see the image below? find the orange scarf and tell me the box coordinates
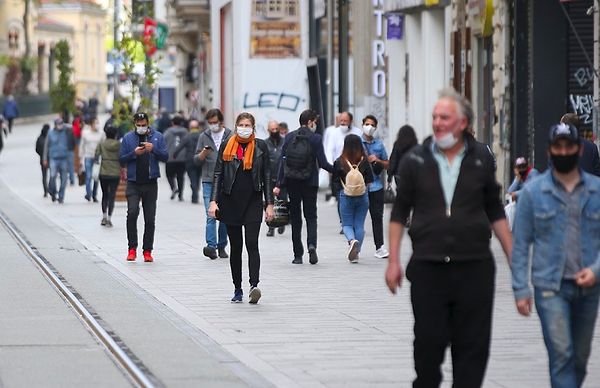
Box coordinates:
[222,133,255,170]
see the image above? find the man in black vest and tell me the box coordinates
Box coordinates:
[385,89,512,387]
[274,110,333,265]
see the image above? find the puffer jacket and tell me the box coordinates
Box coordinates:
[211,138,274,206]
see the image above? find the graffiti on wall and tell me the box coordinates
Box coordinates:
[569,94,594,125]
[243,92,306,112]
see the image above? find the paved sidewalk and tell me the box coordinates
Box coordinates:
[1,120,599,387]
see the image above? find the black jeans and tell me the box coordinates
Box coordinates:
[7,118,13,133]
[40,164,48,196]
[287,181,318,258]
[100,176,120,216]
[166,162,186,198]
[368,189,384,249]
[226,222,261,289]
[126,181,158,251]
[407,258,495,388]
[186,161,201,203]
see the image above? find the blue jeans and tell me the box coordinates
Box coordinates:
[202,182,227,249]
[49,158,68,201]
[339,192,369,251]
[535,281,600,388]
[84,157,99,199]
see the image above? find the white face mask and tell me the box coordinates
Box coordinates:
[339,125,349,132]
[309,122,317,133]
[236,127,253,139]
[434,132,458,150]
[208,123,221,132]
[136,127,148,135]
[362,125,376,137]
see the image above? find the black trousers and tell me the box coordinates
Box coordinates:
[100,176,120,215]
[186,162,201,203]
[406,258,495,388]
[166,162,186,198]
[7,118,13,133]
[287,181,318,258]
[126,181,158,251]
[226,222,261,289]
[368,189,384,249]
[41,164,48,196]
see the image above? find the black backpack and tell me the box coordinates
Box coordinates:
[284,132,314,180]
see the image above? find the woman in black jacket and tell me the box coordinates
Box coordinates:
[387,125,418,188]
[209,112,274,304]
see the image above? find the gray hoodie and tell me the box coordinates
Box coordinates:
[164,125,189,163]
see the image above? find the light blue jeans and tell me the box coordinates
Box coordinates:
[49,158,68,201]
[202,182,227,249]
[339,192,369,251]
[535,280,600,388]
[84,157,99,199]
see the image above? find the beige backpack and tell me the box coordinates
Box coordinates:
[342,158,366,196]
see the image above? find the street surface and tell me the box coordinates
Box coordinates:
[0,118,599,387]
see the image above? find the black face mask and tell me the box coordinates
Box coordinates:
[269,131,280,140]
[518,170,527,178]
[550,153,579,173]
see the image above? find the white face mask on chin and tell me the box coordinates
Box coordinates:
[236,127,253,139]
[433,132,458,150]
[339,125,349,132]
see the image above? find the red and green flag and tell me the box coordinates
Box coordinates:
[143,17,168,56]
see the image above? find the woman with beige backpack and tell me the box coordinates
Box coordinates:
[332,134,374,263]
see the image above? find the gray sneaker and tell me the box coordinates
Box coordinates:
[101,217,107,226]
[348,240,359,263]
[249,286,262,304]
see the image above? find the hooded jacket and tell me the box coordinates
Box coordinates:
[96,138,121,177]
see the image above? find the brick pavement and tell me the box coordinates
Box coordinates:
[1,119,599,387]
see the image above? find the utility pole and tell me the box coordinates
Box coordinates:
[113,0,119,104]
[338,0,349,113]
[327,0,334,124]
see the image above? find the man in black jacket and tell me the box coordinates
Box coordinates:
[274,110,333,265]
[385,88,512,387]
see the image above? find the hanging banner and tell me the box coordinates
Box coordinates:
[143,17,169,56]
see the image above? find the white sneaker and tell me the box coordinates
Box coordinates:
[374,246,389,259]
[348,240,359,263]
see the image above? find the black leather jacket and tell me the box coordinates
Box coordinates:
[211,138,274,205]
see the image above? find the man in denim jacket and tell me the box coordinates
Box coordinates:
[512,123,600,388]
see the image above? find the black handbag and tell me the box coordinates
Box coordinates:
[266,199,290,227]
[384,184,396,204]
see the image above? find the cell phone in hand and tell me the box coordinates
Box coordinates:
[204,145,214,151]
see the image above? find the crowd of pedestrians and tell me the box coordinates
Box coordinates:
[11,85,599,388]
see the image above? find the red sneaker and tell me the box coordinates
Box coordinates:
[126,249,136,261]
[143,250,154,262]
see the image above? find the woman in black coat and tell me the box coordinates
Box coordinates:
[387,125,418,188]
[35,124,51,197]
[209,112,274,304]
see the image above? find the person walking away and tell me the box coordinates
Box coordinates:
[174,119,203,203]
[164,116,189,201]
[2,95,18,134]
[96,125,121,227]
[43,118,70,203]
[65,120,77,186]
[274,109,334,265]
[333,134,374,262]
[361,115,390,258]
[119,112,168,262]
[194,108,231,260]
[35,124,50,197]
[265,120,286,236]
[79,119,106,202]
[512,123,600,388]
[385,88,512,387]
[208,112,274,303]
[387,125,418,189]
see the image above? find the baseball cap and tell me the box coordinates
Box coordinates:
[549,123,579,145]
[515,157,527,168]
[133,112,149,122]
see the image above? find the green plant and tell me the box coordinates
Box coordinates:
[49,40,76,117]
